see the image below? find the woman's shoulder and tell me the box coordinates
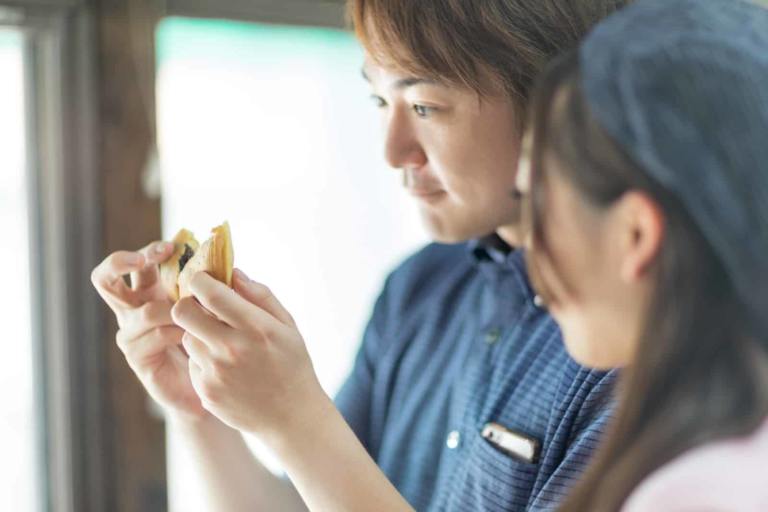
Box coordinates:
[622,416,768,512]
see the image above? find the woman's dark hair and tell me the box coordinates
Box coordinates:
[526,51,768,511]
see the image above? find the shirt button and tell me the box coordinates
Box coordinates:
[446,430,461,449]
[484,328,502,345]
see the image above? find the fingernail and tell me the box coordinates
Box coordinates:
[233,268,249,282]
[155,242,172,253]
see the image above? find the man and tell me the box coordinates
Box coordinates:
[91,1,627,510]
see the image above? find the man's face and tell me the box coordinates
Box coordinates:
[364,60,523,244]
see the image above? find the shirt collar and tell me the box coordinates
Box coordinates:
[466,233,537,301]
[468,233,512,265]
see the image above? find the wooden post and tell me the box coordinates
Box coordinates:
[93,0,167,509]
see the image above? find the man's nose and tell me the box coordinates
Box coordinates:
[384,106,427,171]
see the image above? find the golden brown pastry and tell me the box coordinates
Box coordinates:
[159,222,234,302]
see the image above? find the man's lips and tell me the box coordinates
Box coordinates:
[408,188,445,197]
[408,188,446,200]
[408,188,448,204]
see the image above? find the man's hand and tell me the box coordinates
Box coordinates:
[171,269,326,439]
[91,242,208,421]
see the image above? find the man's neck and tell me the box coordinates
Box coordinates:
[495,224,522,249]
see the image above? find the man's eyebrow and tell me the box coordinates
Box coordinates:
[393,77,439,89]
[360,68,440,89]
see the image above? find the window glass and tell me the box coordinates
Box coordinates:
[0,28,41,512]
[157,18,427,505]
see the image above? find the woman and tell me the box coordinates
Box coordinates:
[518,0,768,509]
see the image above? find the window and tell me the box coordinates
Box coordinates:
[156,17,427,507]
[0,27,42,512]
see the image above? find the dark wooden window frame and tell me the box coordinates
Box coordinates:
[165,0,345,28]
[2,2,107,511]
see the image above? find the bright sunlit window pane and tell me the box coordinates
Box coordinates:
[157,18,427,508]
[0,28,40,512]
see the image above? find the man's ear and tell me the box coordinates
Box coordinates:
[615,191,665,283]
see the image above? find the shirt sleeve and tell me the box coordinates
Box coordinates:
[621,425,768,512]
[333,275,393,458]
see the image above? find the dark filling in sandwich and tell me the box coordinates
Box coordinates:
[178,243,195,272]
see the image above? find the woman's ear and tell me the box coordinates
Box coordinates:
[616,191,665,283]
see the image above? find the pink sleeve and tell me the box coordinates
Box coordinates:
[622,423,768,512]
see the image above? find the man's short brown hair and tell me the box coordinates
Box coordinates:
[349,0,629,113]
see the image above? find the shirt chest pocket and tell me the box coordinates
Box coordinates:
[441,432,540,512]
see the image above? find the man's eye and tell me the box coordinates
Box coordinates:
[413,104,434,118]
[370,95,387,108]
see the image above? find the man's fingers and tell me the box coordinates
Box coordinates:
[91,251,147,311]
[115,300,177,363]
[232,269,297,328]
[130,241,175,292]
[92,251,144,292]
[187,272,285,337]
[115,300,175,343]
[187,356,207,405]
[117,325,184,364]
[181,332,213,372]
[171,297,234,354]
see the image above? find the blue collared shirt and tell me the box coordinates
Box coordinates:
[335,239,616,511]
